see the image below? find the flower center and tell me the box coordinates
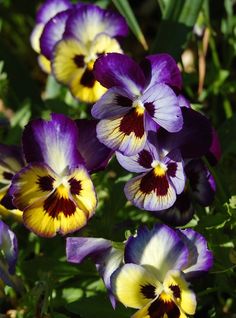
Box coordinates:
[132,99,145,116]
[151,160,167,176]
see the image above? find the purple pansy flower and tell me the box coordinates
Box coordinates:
[91,53,183,156]
[116,132,185,211]
[111,224,213,318]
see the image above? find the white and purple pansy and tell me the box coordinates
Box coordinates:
[111,224,213,318]
[9,114,99,238]
[116,132,185,211]
[91,53,183,156]
[66,236,124,308]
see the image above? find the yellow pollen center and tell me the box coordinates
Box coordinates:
[132,100,145,116]
[159,292,172,303]
[152,161,167,176]
[87,60,94,71]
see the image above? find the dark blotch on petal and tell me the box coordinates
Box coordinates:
[167,162,177,177]
[44,191,76,218]
[69,178,82,195]
[140,284,156,299]
[37,175,54,192]
[80,68,96,88]
[138,149,153,168]
[115,95,133,107]
[148,296,180,318]
[120,109,144,138]
[73,54,85,68]
[2,171,14,181]
[140,170,169,196]
[145,102,155,117]
[169,285,181,299]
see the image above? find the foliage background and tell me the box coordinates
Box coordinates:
[0,0,236,317]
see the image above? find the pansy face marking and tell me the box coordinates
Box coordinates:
[10,114,97,237]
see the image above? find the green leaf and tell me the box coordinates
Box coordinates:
[152,0,204,59]
[112,0,148,50]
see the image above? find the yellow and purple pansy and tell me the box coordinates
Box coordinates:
[8,114,112,238]
[52,4,128,103]
[66,224,213,317]
[91,53,183,156]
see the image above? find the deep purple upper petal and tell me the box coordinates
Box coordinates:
[36,0,72,24]
[40,9,71,59]
[141,54,182,91]
[94,53,146,94]
[206,128,221,166]
[64,4,128,42]
[0,144,24,175]
[158,108,213,158]
[22,113,84,175]
[179,228,213,279]
[76,119,114,173]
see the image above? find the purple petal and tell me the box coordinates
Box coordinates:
[178,94,191,108]
[141,54,182,91]
[179,228,213,279]
[66,237,112,264]
[158,108,213,158]
[91,87,133,120]
[22,114,84,175]
[40,10,71,59]
[153,191,194,226]
[0,220,18,275]
[206,128,221,166]
[36,0,72,24]
[116,149,153,173]
[141,84,183,133]
[124,224,188,281]
[94,53,146,94]
[64,4,128,43]
[185,159,216,206]
[0,144,24,179]
[76,119,114,173]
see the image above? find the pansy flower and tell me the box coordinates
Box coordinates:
[116,132,185,211]
[9,114,98,237]
[30,0,72,73]
[52,4,128,103]
[111,224,213,318]
[91,53,183,156]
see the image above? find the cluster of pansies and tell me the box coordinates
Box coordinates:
[31,0,128,102]
[0,0,222,316]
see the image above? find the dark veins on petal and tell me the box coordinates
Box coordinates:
[3,171,14,181]
[80,68,96,88]
[73,54,85,68]
[140,170,169,196]
[167,162,177,177]
[148,296,180,318]
[115,95,133,107]
[69,178,82,195]
[37,175,54,192]
[138,149,153,168]
[44,191,76,218]
[169,285,181,299]
[145,102,155,117]
[140,284,156,299]
[119,109,144,138]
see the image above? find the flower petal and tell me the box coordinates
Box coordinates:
[30,23,44,53]
[36,0,71,24]
[124,225,188,281]
[94,53,146,95]
[116,148,153,173]
[141,84,183,133]
[40,10,71,59]
[111,263,160,309]
[76,119,114,173]
[64,4,128,43]
[124,171,177,211]
[96,111,147,156]
[179,229,213,278]
[142,54,182,91]
[22,114,84,175]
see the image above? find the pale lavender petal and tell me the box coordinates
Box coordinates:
[124,224,188,281]
[64,4,128,43]
[94,53,146,95]
[0,220,18,275]
[141,84,183,133]
[22,114,84,175]
[66,237,112,264]
[36,0,72,24]
[76,119,114,173]
[178,94,191,108]
[116,149,153,173]
[142,54,182,91]
[179,228,213,279]
[40,10,71,59]
[91,87,133,119]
